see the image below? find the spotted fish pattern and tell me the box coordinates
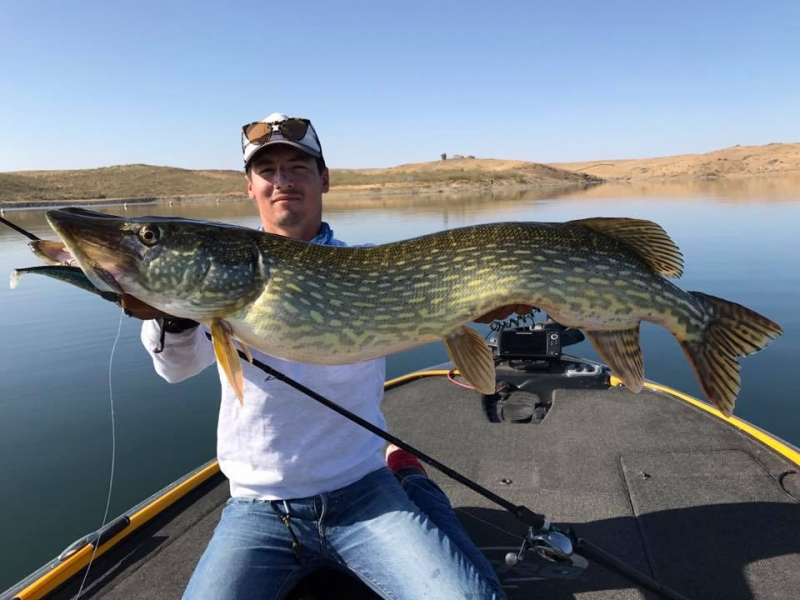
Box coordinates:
[46,209,783,415]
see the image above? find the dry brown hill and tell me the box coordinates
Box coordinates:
[3,143,798,206]
[0,164,245,205]
[328,157,599,193]
[0,159,598,205]
[551,143,800,181]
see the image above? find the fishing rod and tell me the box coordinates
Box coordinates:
[2,214,690,600]
[0,215,42,241]
[225,341,691,600]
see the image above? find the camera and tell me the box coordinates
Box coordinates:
[492,327,562,360]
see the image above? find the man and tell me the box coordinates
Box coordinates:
[123,113,524,599]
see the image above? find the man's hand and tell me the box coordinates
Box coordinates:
[121,294,173,321]
[473,304,537,324]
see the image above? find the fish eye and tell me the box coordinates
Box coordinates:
[138,225,160,246]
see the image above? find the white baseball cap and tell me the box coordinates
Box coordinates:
[241,112,324,168]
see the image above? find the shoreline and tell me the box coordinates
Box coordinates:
[0,180,598,211]
[2,170,800,211]
[3,142,798,210]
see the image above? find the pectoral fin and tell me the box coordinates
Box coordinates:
[444,326,497,394]
[210,319,245,405]
[586,327,644,393]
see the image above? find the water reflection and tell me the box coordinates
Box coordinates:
[553,174,800,203]
[3,175,798,236]
[0,176,798,592]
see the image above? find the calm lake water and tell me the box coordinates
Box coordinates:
[1,179,799,591]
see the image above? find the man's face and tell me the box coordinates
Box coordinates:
[246,145,330,241]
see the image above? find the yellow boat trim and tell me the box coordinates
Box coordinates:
[13,373,452,600]
[385,369,453,389]
[609,375,800,466]
[14,461,220,600]
[17,369,797,599]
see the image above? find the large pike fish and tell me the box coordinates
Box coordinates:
[45,207,782,415]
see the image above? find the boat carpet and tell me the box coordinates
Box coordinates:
[32,377,799,600]
[383,379,800,600]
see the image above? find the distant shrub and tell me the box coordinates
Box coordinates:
[329,168,522,187]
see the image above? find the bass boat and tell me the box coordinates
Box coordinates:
[3,319,798,600]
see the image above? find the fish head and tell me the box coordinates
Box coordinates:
[45,208,268,320]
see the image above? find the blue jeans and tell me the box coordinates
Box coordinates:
[182,467,506,599]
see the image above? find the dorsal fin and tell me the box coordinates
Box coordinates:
[570,217,684,278]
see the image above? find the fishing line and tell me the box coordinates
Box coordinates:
[204,335,525,544]
[74,308,123,599]
[229,344,690,599]
[208,335,547,527]
[446,368,476,390]
[0,205,686,597]
[0,215,42,241]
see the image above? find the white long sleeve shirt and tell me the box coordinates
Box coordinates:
[140,232,387,500]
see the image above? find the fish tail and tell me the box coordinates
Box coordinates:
[680,292,783,417]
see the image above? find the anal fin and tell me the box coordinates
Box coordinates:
[444,326,497,394]
[586,327,644,393]
[210,319,245,405]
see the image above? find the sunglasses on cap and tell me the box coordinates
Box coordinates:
[241,118,315,146]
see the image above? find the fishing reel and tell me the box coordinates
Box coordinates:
[495,523,588,581]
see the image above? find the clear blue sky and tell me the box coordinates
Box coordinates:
[2,0,798,171]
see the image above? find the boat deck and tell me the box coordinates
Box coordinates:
[17,369,800,600]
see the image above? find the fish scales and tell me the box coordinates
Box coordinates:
[236,222,705,363]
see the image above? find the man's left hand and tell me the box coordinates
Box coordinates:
[121,293,174,320]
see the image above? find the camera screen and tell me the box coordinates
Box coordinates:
[500,330,548,355]
[496,329,561,359]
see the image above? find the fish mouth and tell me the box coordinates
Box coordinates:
[89,264,125,293]
[29,240,76,266]
[45,208,135,294]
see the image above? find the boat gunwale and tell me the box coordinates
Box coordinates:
[5,364,797,600]
[3,461,220,600]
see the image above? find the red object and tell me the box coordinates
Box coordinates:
[385,444,427,475]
